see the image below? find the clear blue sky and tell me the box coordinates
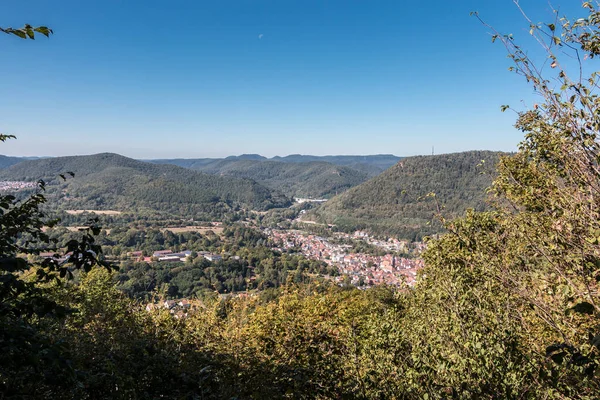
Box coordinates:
[0,0,587,158]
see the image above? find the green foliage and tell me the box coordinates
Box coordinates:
[152,157,388,199]
[0,154,26,169]
[311,150,502,240]
[193,159,370,199]
[0,24,52,40]
[0,179,113,396]
[0,153,291,216]
[103,225,333,299]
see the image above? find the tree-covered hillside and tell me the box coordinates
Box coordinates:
[0,153,291,216]
[310,151,502,239]
[195,159,370,198]
[150,154,401,197]
[0,155,25,169]
[270,154,401,172]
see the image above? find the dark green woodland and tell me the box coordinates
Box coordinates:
[311,150,502,239]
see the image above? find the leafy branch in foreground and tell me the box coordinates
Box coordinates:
[1,178,113,319]
[0,24,52,40]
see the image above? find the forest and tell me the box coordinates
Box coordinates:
[310,150,502,240]
[0,152,291,218]
[148,154,404,198]
[172,159,371,199]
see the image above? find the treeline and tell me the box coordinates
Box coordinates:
[116,251,333,299]
[311,150,502,240]
[0,153,291,216]
[0,154,25,169]
[190,159,370,199]
[40,224,335,299]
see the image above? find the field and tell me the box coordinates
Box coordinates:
[66,210,122,215]
[161,226,224,235]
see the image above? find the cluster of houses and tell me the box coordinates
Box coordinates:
[126,250,222,264]
[334,253,422,287]
[350,230,427,254]
[0,180,37,191]
[266,229,424,287]
[145,299,192,318]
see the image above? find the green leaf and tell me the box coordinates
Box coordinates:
[591,334,600,349]
[25,26,34,40]
[33,26,53,37]
[569,302,595,315]
[10,29,27,39]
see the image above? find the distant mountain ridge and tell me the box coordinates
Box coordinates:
[1,152,402,199]
[0,153,290,217]
[309,151,504,240]
[271,154,400,168]
[196,159,370,198]
[149,154,402,198]
[151,154,400,169]
[0,155,28,169]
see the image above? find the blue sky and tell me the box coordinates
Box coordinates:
[0,0,587,158]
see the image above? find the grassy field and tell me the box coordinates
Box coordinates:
[66,210,122,215]
[161,226,224,235]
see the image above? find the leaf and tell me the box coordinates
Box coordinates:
[25,26,34,40]
[10,29,27,39]
[569,302,595,315]
[33,26,53,37]
[1,25,53,40]
[591,334,600,349]
[550,351,567,364]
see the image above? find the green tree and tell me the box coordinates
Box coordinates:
[397,4,600,397]
[0,25,114,396]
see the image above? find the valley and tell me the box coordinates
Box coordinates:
[1,150,496,297]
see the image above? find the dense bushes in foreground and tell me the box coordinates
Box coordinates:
[3,254,598,399]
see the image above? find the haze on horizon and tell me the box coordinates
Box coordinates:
[0,0,586,159]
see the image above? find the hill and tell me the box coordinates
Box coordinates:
[0,155,26,169]
[270,154,401,173]
[309,151,503,240]
[189,159,369,198]
[0,153,290,217]
[149,154,401,198]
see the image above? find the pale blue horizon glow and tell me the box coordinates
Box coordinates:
[0,0,587,159]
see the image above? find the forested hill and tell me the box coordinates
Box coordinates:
[0,155,26,169]
[309,151,503,240]
[184,159,370,198]
[270,154,400,170]
[152,154,400,170]
[149,154,401,198]
[0,153,291,216]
